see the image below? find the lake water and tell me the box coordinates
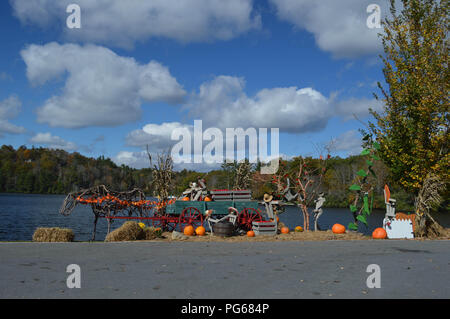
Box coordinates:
[1,193,449,241]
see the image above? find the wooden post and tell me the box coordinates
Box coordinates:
[106,208,111,235]
[92,213,99,241]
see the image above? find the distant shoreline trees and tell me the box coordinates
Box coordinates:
[0,144,422,212]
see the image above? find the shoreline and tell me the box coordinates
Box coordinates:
[2,228,449,243]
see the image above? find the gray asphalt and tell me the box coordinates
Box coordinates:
[0,240,449,298]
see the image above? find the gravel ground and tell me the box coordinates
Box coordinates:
[0,240,449,299]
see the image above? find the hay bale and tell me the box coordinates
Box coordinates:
[143,227,163,240]
[105,221,145,242]
[32,227,74,242]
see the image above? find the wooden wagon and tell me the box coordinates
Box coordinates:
[60,186,271,239]
[158,198,264,232]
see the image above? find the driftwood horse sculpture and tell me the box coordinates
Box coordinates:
[59,185,147,240]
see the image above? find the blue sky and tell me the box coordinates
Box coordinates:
[0,0,390,170]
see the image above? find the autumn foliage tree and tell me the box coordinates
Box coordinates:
[369,0,449,236]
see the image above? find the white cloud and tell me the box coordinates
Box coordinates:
[330,130,363,155]
[114,151,149,169]
[335,97,384,121]
[0,96,26,136]
[185,75,380,133]
[11,0,261,48]
[29,132,77,151]
[126,122,193,151]
[186,75,331,133]
[113,149,221,172]
[21,42,186,128]
[270,0,390,58]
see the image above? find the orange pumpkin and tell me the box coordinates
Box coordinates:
[295,226,303,232]
[281,227,290,234]
[195,226,206,236]
[184,225,195,236]
[332,224,346,234]
[181,197,190,201]
[204,196,212,202]
[372,227,387,239]
[247,230,255,237]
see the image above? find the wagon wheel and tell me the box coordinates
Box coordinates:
[238,208,263,231]
[166,214,180,232]
[151,215,176,232]
[179,207,203,231]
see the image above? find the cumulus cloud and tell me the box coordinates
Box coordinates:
[21,42,186,128]
[335,97,384,121]
[113,150,221,171]
[186,75,331,133]
[0,95,26,137]
[120,75,380,167]
[29,132,77,151]
[330,130,363,155]
[11,0,261,48]
[270,0,390,58]
[126,122,193,151]
[185,75,379,133]
[114,151,149,169]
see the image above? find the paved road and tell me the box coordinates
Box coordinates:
[0,240,448,298]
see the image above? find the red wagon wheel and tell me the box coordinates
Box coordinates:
[179,207,203,231]
[238,208,263,231]
[151,214,177,232]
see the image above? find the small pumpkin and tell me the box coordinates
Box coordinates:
[181,197,190,201]
[372,227,387,239]
[332,224,346,234]
[195,226,206,236]
[204,196,212,202]
[281,227,290,234]
[247,230,255,237]
[183,225,195,236]
[295,226,303,232]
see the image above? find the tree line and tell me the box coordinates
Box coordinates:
[0,144,419,211]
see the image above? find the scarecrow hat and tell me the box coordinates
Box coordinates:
[263,193,273,202]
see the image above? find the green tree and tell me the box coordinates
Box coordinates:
[369,0,449,236]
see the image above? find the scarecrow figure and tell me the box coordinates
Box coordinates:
[313,192,326,231]
[179,178,208,201]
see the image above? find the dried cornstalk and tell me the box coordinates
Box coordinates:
[233,160,253,190]
[414,173,446,237]
[147,146,174,201]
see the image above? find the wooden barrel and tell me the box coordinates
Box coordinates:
[212,221,234,237]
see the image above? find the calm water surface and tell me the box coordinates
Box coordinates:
[1,193,448,241]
